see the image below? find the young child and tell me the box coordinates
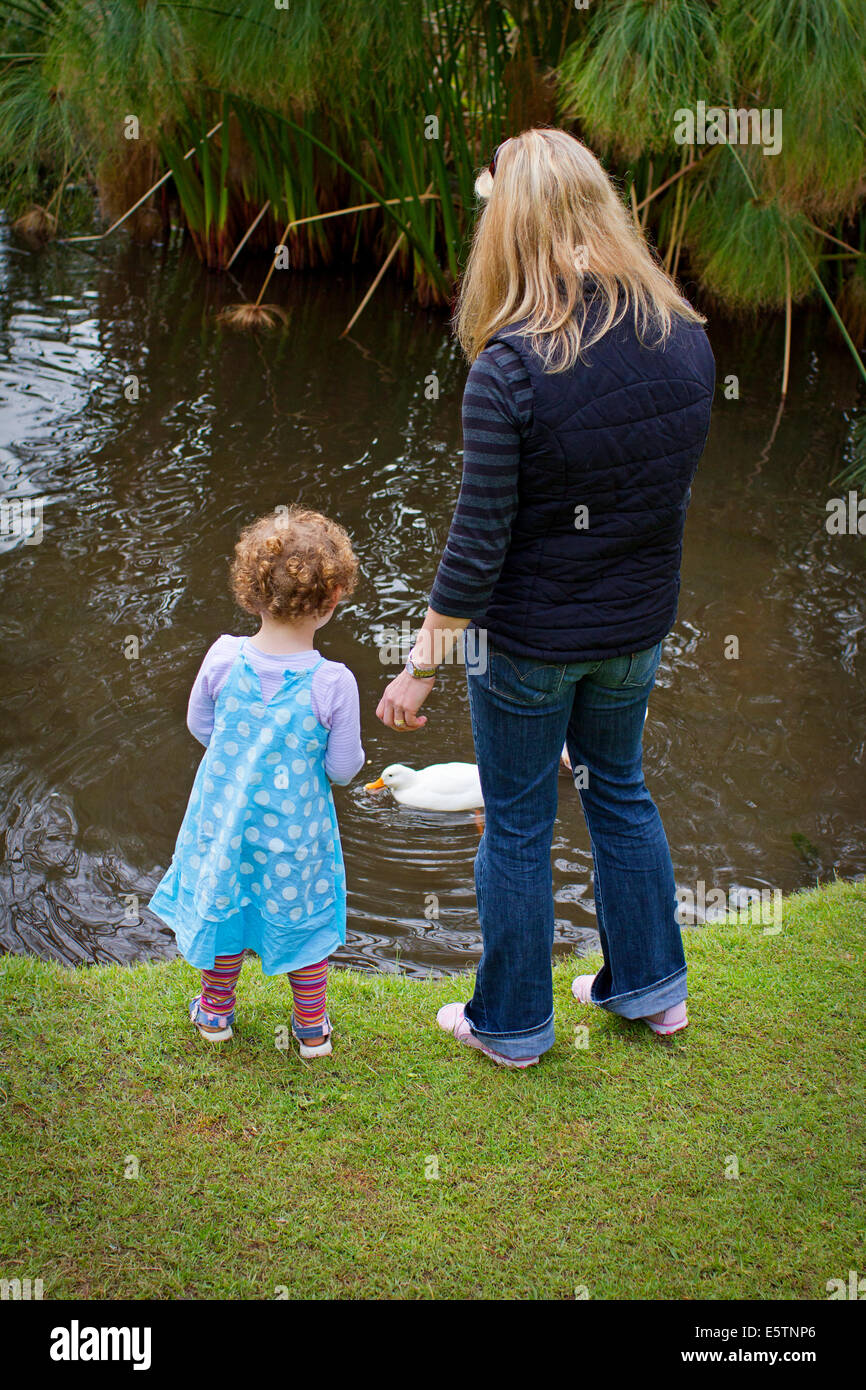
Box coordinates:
[149,506,364,1058]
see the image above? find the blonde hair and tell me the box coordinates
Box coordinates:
[231,506,358,621]
[454,128,705,372]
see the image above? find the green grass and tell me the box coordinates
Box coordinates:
[1,879,864,1300]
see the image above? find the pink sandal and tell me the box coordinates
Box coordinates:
[436,1003,539,1069]
[571,973,688,1036]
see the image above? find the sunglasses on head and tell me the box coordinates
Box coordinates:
[488,139,510,179]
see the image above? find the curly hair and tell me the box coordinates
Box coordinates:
[230,507,358,621]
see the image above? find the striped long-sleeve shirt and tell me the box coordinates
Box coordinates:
[428,340,533,619]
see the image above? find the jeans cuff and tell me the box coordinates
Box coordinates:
[464,1006,556,1059]
[594,967,687,1020]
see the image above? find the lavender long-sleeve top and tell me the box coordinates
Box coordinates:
[186,635,365,786]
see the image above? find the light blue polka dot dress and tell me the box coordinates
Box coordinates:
[149,640,346,974]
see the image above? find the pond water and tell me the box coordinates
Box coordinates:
[1,226,864,977]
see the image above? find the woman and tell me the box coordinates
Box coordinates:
[376,129,715,1069]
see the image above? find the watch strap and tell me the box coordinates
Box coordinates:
[405,655,437,680]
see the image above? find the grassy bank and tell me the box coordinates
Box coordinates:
[1,880,864,1300]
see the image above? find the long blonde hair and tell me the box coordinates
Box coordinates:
[454,128,705,372]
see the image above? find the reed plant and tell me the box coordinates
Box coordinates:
[0,2,864,459]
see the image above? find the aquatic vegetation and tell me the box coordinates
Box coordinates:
[1,3,862,301]
[0,0,863,461]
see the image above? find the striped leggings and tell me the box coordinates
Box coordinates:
[200,952,328,1028]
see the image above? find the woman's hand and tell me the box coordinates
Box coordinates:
[376,669,436,731]
[375,609,468,730]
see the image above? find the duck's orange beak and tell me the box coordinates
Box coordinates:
[365,777,386,791]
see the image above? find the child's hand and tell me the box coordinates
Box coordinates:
[376,669,435,731]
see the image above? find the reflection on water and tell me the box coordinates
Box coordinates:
[0,224,864,976]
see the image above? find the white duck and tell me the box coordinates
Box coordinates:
[365,762,484,811]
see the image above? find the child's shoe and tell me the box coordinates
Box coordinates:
[436,1002,539,1069]
[190,995,234,1042]
[291,1012,333,1059]
[571,974,688,1036]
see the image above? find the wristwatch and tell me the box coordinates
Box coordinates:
[405,653,437,680]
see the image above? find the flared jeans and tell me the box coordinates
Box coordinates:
[464,638,686,1059]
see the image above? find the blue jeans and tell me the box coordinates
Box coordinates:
[464,637,686,1059]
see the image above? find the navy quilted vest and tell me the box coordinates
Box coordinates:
[480,291,715,662]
